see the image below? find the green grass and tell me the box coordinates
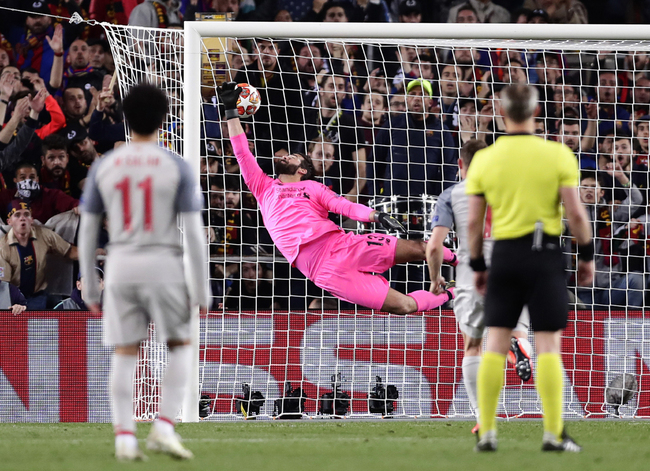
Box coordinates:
[1,421,648,471]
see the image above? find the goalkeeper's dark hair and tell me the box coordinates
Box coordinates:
[501,84,538,123]
[123,83,168,135]
[295,152,315,181]
[460,139,487,168]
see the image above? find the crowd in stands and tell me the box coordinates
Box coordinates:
[0,0,649,311]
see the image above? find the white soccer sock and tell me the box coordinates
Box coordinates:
[462,355,482,416]
[115,432,138,449]
[111,353,138,434]
[158,344,192,429]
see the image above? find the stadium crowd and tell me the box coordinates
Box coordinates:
[0,0,649,311]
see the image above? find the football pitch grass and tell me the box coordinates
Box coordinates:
[2,420,648,471]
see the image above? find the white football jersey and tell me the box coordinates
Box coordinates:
[81,142,202,249]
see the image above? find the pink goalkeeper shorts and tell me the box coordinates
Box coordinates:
[294,230,398,310]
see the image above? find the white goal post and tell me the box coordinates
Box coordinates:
[100,20,650,423]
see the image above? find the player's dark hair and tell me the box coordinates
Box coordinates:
[501,84,538,123]
[123,83,168,135]
[460,139,487,168]
[41,134,68,154]
[296,152,315,181]
[14,162,37,178]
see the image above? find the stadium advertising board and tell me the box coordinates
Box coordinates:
[0,311,646,421]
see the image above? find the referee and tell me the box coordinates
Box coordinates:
[465,84,594,452]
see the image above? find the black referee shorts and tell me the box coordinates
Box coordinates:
[484,234,568,332]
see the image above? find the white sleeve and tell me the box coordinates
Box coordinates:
[78,212,103,305]
[182,211,210,308]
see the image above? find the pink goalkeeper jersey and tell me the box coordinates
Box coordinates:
[232,133,374,264]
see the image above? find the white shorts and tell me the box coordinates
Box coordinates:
[453,287,530,339]
[102,281,191,346]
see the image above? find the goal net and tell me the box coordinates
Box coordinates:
[102,22,650,421]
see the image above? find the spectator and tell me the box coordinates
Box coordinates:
[528,8,550,22]
[388,92,407,119]
[512,7,533,22]
[16,74,66,140]
[304,73,366,201]
[438,65,461,136]
[59,121,101,168]
[224,261,278,311]
[54,268,104,310]
[14,3,56,83]
[61,86,92,127]
[307,135,338,190]
[600,133,649,206]
[274,9,292,21]
[39,134,87,198]
[89,0,139,25]
[233,39,304,170]
[452,2,480,22]
[631,73,650,119]
[374,78,457,198]
[86,39,111,74]
[574,172,643,307]
[0,200,78,310]
[593,70,631,136]
[129,0,183,27]
[535,52,563,86]
[523,0,588,23]
[633,115,650,164]
[0,48,12,76]
[448,1,510,23]
[88,76,126,152]
[0,97,38,187]
[399,0,422,23]
[558,118,596,170]
[59,39,105,101]
[0,279,27,315]
[295,42,325,107]
[0,162,79,224]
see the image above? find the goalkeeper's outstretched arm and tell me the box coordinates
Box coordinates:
[218,82,270,198]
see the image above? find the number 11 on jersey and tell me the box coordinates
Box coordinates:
[115,176,153,231]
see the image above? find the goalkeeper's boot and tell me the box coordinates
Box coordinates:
[541,428,582,453]
[507,337,532,382]
[115,433,148,462]
[474,429,497,452]
[147,422,194,460]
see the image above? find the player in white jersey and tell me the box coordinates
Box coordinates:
[426,140,532,434]
[78,83,208,461]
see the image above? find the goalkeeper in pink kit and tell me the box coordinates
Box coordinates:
[219,83,455,314]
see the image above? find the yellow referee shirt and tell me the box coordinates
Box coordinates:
[464,134,579,240]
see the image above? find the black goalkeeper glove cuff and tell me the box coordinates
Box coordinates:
[377,212,407,234]
[217,82,242,115]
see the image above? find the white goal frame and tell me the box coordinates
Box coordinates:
[180,21,650,422]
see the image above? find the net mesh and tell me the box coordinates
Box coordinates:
[102,23,650,420]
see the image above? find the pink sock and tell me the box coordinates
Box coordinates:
[407,289,454,312]
[443,247,458,266]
